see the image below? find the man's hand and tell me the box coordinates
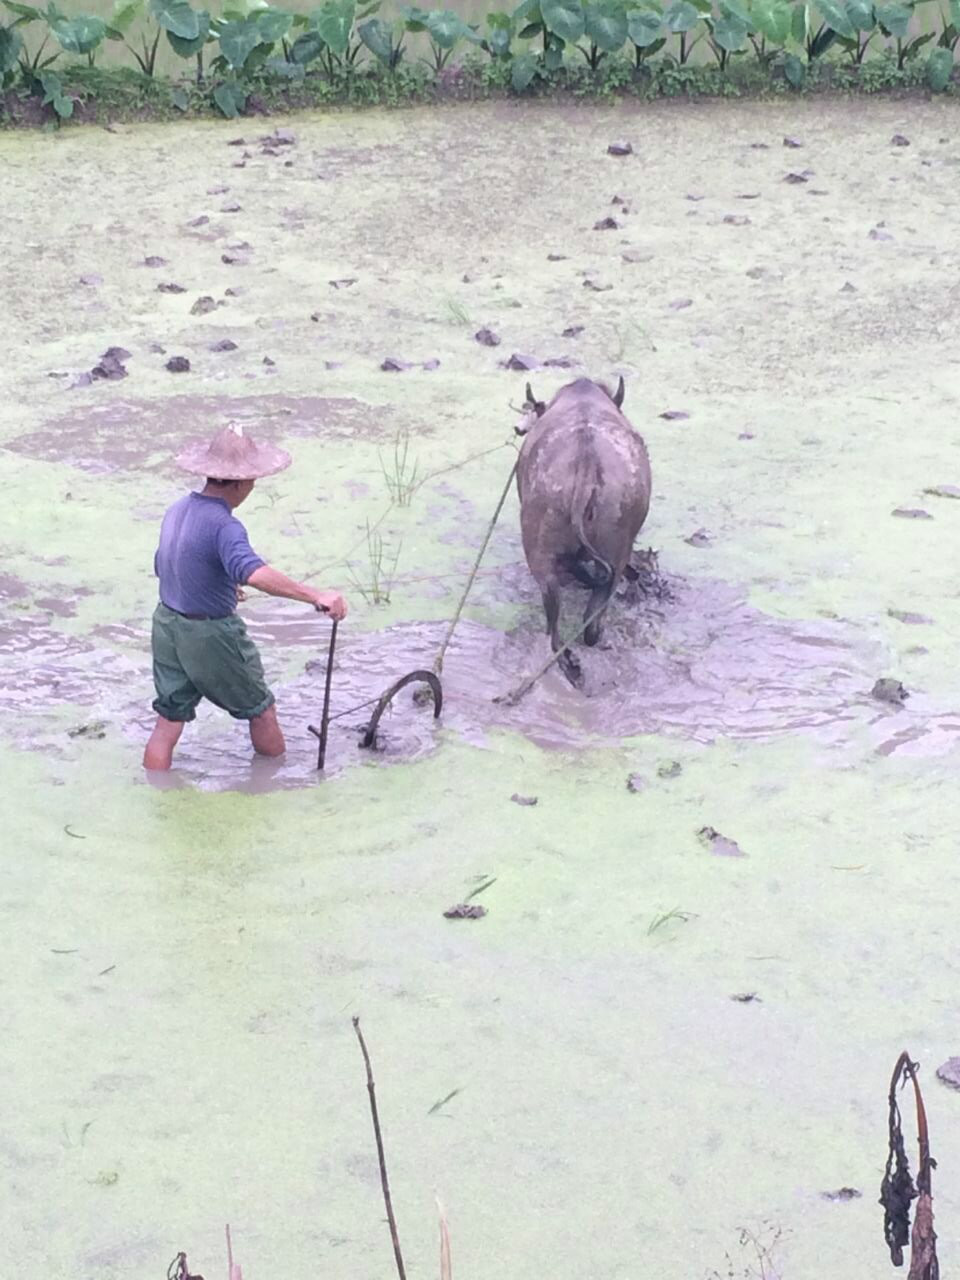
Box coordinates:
[312,589,348,621]
[235,585,248,603]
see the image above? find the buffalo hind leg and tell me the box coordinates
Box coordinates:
[583,582,613,647]
[542,583,582,687]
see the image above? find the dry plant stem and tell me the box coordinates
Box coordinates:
[353,1017,407,1280]
[436,1195,452,1280]
[434,454,520,676]
[495,595,613,706]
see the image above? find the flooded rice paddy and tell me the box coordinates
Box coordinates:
[1,97,960,1279]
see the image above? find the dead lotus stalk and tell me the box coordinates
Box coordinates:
[880,1050,939,1279]
[353,1016,407,1280]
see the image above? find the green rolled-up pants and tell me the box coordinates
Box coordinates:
[151,603,275,722]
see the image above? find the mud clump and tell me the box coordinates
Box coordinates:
[821,1187,862,1201]
[698,826,746,857]
[474,328,501,347]
[607,140,633,156]
[443,903,487,920]
[91,347,130,382]
[936,1058,960,1089]
[165,356,191,374]
[626,773,646,793]
[190,296,218,316]
[510,793,538,807]
[872,678,909,705]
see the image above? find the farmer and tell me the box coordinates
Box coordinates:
[143,423,347,771]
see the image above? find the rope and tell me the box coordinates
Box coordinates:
[433,453,520,677]
[493,596,612,707]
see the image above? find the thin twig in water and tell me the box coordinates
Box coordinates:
[464,876,497,902]
[353,1017,407,1280]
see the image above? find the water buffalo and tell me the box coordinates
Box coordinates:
[515,376,652,685]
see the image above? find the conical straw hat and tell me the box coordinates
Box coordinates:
[175,423,291,479]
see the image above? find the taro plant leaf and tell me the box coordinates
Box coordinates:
[751,0,791,42]
[512,0,542,21]
[951,0,960,25]
[484,12,513,54]
[1,0,44,24]
[290,25,323,58]
[510,46,538,84]
[217,15,261,66]
[627,6,663,43]
[719,0,753,25]
[49,13,108,53]
[313,0,355,54]
[541,0,585,41]
[252,5,291,42]
[0,20,23,67]
[711,12,748,46]
[149,0,199,39]
[426,9,482,47]
[846,0,875,30]
[212,76,246,113]
[167,8,209,55]
[663,0,699,30]
[584,0,628,48]
[543,28,565,60]
[109,0,142,31]
[874,0,910,34]
[0,20,21,70]
[791,0,808,39]
[357,15,392,61]
[784,48,806,81]
[814,0,856,34]
[926,42,953,85]
[40,66,73,113]
[170,83,188,106]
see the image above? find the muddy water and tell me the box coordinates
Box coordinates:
[3,100,960,1280]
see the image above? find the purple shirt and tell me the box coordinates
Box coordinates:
[154,493,265,618]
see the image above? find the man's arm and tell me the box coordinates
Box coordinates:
[246,565,347,619]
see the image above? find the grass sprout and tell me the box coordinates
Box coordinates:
[346,521,402,606]
[379,427,421,507]
[647,906,696,936]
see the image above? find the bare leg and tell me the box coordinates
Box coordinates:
[249,704,285,757]
[543,583,582,687]
[584,583,613,647]
[144,716,185,771]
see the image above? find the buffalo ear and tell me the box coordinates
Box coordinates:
[525,382,546,418]
[612,375,625,409]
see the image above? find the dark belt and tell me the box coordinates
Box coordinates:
[165,605,231,622]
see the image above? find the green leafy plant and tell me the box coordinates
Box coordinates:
[289,0,377,77]
[481,8,514,55]
[357,12,409,68]
[39,62,72,111]
[705,0,751,68]
[401,6,482,71]
[747,0,791,64]
[662,0,703,61]
[577,0,627,68]
[626,6,666,67]
[0,20,23,85]
[107,0,210,77]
